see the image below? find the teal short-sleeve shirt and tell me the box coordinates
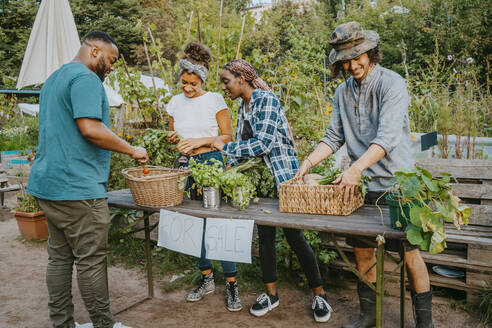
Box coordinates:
[27,62,111,200]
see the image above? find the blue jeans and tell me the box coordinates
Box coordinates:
[180,151,237,278]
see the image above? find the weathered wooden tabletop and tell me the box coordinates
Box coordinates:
[107,189,406,240]
[107,189,492,245]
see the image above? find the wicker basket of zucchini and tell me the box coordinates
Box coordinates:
[278,168,370,216]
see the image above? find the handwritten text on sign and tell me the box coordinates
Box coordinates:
[204,218,254,264]
[157,210,203,257]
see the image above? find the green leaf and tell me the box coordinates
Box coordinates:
[434,201,449,218]
[456,205,471,226]
[418,206,438,232]
[429,228,446,254]
[420,232,432,251]
[401,175,422,198]
[422,174,439,192]
[409,205,423,227]
[407,228,423,246]
[417,167,433,179]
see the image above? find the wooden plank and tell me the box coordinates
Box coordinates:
[415,159,492,180]
[466,271,490,289]
[446,232,492,246]
[456,204,492,226]
[482,180,492,205]
[0,184,20,192]
[468,244,492,267]
[331,259,483,291]
[451,183,492,200]
[323,237,492,272]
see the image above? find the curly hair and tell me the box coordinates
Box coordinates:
[181,42,212,69]
[330,46,383,79]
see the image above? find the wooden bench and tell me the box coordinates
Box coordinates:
[0,173,20,207]
[325,159,492,304]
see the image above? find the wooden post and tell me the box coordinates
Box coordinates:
[400,243,406,328]
[147,27,173,95]
[216,0,223,85]
[121,55,146,126]
[144,215,154,298]
[197,10,202,43]
[376,236,385,328]
[143,39,163,122]
[235,14,246,59]
[186,10,194,43]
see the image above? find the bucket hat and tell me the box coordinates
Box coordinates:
[328,21,379,65]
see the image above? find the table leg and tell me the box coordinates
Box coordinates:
[113,213,154,314]
[400,242,406,328]
[376,240,384,328]
[144,214,154,298]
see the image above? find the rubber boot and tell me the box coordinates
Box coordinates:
[342,281,377,328]
[412,290,434,328]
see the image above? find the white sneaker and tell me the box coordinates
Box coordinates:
[75,323,93,328]
[113,323,132,328]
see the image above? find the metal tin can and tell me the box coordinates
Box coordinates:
[202,187,220,209]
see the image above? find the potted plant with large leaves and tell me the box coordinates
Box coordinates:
[385,167,471,254]
[11,185,48,241]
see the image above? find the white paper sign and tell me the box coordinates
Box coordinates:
[157,210,203,257]
[204,218,254,264]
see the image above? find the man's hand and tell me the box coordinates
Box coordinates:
[332,164,362,203]
[177,138,203,155]
[131,146,149,164]
[166,131,181,144]
[211,137,226,151]
[294,160,311,180]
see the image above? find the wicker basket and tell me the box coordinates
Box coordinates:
[122,166,191,208]
[278,178,364,215]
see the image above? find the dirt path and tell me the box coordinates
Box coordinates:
[0,194,484,328]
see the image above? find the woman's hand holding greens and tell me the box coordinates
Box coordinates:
[166,131,181,144]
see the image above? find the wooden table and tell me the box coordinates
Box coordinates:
[107,189,407,327]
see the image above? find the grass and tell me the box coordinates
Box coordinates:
[15,235,47,248]
[478,282,492,326]
[0,115,38,152]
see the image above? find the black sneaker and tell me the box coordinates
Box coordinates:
[312,294,333,323]
[225,281,243,312]
[249,292,279,317]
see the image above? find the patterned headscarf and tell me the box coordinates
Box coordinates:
[179,59,208,82]
[223,59,272,92]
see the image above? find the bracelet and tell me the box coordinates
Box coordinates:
[306,157,314,168]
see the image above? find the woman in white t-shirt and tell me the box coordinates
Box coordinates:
[165,42,241,312]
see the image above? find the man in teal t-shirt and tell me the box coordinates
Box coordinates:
[27,31,148,328]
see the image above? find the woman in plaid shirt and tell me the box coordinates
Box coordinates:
[212,59,333,323]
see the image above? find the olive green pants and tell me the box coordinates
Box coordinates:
[37,198,115,328]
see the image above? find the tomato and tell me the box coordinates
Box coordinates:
[143,168,150,175]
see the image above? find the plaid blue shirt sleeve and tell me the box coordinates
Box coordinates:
[222,94,279,158]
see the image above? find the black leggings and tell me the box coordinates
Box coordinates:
[258,225,323,289]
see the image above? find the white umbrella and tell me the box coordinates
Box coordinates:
[16,0,80,89]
